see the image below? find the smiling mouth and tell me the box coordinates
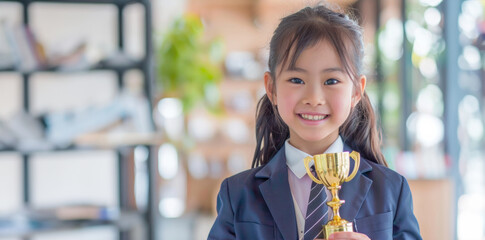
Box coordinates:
[299,114,329,121]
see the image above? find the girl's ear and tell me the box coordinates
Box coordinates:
[352,75,367,107]
[264,71,277,105]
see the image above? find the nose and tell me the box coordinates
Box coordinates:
[302,84,325,106]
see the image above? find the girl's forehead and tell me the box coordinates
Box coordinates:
[278,39,341,70]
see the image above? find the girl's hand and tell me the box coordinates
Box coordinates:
[316,232,371,240]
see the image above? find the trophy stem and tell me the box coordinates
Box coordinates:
[326,185,344,224]
[324,184,353,238]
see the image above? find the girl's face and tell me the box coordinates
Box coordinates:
[265,40,366,155]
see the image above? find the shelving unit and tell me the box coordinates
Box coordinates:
[0,0,158,239]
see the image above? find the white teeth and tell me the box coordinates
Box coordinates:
[300,114,327,120]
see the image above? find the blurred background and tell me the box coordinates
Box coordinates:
[0,0,483,239]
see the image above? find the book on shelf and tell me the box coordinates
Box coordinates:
[1,22,48,72]
[0,22,91,72]
[12,24,38,72]
[24,25,48,69]
[0,20,17,70]
[0,87,154,152]
[0,21,143,73]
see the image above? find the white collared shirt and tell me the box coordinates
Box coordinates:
[285,136,344,239]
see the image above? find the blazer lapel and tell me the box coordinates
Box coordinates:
[339,144,373,221]
[255,146,298,240]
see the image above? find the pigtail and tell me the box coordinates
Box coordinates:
[340,92,387,166]
[252,95,289,168]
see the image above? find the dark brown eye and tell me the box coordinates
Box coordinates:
[324,79,339,85]
[289,78,304,84]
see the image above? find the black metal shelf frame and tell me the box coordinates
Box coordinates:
[0,0,158,239]
[0,60,146,74]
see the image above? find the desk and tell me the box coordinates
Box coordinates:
[408,179,454,240]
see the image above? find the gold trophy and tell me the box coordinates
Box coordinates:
[304,151,360,238]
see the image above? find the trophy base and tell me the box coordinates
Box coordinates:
[324,222,353,239]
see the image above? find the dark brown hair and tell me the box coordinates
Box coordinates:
[252,4,387,168]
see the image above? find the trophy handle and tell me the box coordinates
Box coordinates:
[345,151,360,182]
[304,156,324,184]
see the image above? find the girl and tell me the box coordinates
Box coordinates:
[208,3,421,240]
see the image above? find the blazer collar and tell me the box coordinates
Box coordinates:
[255,146,298,240]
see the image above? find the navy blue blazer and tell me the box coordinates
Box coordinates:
[208,145,422,240]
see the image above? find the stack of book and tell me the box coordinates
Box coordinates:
[0,21,48,72]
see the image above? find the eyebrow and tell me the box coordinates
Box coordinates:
[287,66,344,74]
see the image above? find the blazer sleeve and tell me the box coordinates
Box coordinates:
[393,176,423,240]
[208,179,236,240]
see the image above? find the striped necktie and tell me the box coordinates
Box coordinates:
[304,166,328,240]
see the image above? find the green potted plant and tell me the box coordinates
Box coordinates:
[156,14,224,113]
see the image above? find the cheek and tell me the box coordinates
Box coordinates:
[330,90,353,116]
[333,99,351,115]
[276,95,295,113]
[275,88,298,116]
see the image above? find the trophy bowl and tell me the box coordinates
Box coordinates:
[304,151,360,238]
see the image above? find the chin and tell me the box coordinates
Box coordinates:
[301,136,330,144]
[304,132,338,142]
